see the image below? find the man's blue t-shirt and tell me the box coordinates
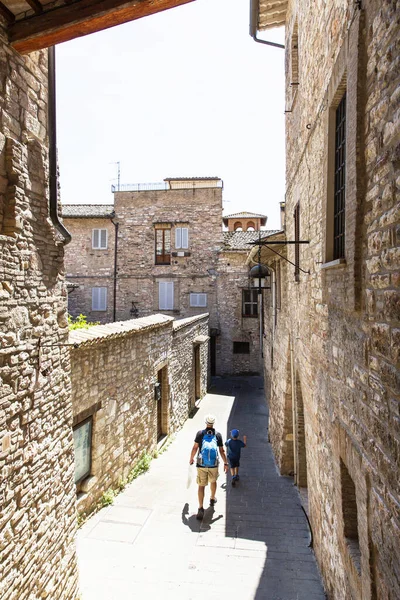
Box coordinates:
[225,438,245,460]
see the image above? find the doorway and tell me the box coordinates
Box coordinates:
[194,345,201,401]
[210,335,216,376]
[156,367,169,441]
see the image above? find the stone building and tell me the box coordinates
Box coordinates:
[0,2,199,599]
[70,313,209,516]
[0,35,79,600]
[63,180,273,376]
[251,1,400,599]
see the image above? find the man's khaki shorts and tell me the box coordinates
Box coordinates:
[196,466,219,486]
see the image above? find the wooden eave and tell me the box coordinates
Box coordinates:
[3,0,195,54]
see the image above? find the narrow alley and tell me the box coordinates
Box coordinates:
[77,377,325,600]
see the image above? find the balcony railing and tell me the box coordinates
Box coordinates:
[111,180,223,193]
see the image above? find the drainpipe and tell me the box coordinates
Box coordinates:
[249,0,285,49]
[290,333,297,485]
[111,218,119,322]
[48,46,71,245]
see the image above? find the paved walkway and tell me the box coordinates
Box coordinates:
[77,376,326,600]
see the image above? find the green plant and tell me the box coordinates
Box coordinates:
[77,449,168,528]
[68,314,100,330]
[126,451,152,483]
[100,488,116,507]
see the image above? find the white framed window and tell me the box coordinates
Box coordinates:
[92,287,107,311]
[159,282,174,310]
[73,417,92,484]
[175,227,189,249]
[190,293,207,307]
[92,229,108,249]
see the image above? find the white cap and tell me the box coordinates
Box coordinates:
[205,414,216,425]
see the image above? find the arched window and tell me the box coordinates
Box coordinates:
[234,222,243,231]
[246,221,256,231]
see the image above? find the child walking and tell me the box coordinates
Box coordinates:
[225,429,247,486]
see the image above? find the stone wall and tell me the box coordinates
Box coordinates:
[170,316,209,429]
[263,1,400,599]
[62,187,264,376]
[64,217,115,323]
[0,26,78,600]
[69,313,209,515]
[217,251,262,375]
[114,186,222,324]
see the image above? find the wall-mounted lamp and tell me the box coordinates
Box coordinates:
[249,263,270,291]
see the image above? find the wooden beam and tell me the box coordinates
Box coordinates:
[25,0,43,14]
[10,0,196,54]
[0,1,15,23]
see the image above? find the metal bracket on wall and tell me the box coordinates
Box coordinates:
[248,240,311,275]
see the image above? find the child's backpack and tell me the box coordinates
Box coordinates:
[198,430,219,467]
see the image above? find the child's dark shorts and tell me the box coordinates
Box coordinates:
[228,457,240,468]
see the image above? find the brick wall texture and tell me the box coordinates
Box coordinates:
[263,2,399,599]
[0,27,78,600]
[69,314,209,515]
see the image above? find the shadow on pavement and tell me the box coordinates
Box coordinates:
[181,502,223,533]
[212,376,326,600]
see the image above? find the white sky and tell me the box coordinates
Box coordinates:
[56,0,285,229]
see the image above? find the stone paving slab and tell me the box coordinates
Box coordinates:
[77,376,326,600]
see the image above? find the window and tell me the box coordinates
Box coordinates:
[92,287,107,311]
[333,93,346,259]
[190,293,207,307]
[155,228,171,264]
[233,341,250,354]
[242,289,258,317]
[294,202,300,282]
[92,229,107,249]
[159,281,174,310]
[73,417,92,484]
[175,227,189,249]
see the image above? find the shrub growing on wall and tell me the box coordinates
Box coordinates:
[68,314,100,330]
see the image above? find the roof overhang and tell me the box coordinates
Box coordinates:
[4,0,195,55]
[250,0,288,33]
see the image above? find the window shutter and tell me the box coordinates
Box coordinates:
[198,293,207,307]
[166,282,174,309]
[159,282,174,310]
[92,287,99,310]
[100,229,107,249]
[175,228,182,249]
[92,229,99,249]
[92,287,107,310]
[181,228,189,249]
[159,282,167,309]
[100,287,107,310]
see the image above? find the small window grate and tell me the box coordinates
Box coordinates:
[334,93,346,259]
[233,341,250,354]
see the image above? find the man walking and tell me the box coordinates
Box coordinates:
[189,414,228,520]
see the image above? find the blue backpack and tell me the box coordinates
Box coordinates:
[198,430,219,467]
